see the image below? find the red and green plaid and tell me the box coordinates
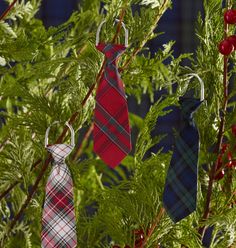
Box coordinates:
[94,43,132,168]
[41,144,77,248]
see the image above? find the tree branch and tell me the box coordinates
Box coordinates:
[0,2,171,234]
[0,7,129,202]
[141,208,165,248]
[198,4,230,237]
[120,0,170,72]
[0,0,17,21]
[0,181,18,202]
[71,124,93,161]
[0,1,170,208]
[2,6,129,239]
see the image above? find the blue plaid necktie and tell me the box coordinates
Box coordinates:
[163,97,203,223]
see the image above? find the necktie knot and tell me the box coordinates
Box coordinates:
[47,144,73,164]
[96,43,126,63]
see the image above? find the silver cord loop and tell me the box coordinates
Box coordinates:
[96,19,128,47]
[185,73,205,101]
[45,121,75,147]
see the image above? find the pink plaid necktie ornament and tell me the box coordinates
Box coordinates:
[41,121,77,248]
[93,20,132,168]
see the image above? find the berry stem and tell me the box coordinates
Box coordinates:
[141,208,165,247]
[198,1,230,238]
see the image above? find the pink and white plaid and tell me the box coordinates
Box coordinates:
[41,144,77,248]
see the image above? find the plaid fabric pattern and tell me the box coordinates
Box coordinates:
[163,97,203,223]
[41,144,77,248]
[94,43,132,168]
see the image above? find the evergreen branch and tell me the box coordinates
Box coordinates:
[199,2,230,237]
[3,83,95,235]
[72,124,93,161]
[120,0,170,72]
[2,7,129,239]
[0,13,126,204]
[0,0,17,20]
[0,181,18,202]
[142,208,165,247]
[3,82,96,240]
[111,2,127,43]
[0,138,8,151]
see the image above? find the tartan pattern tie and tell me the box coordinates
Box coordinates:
[94,43,132,168]
[163,97,203,223]
[41,144,77,248]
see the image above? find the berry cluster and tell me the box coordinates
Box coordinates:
[215,124,236,180]
[218,10,236,55]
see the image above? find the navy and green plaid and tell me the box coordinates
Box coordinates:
[163,97,203,223]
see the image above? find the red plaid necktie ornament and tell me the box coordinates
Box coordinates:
[41,121,77,248]
[94,19,132,168]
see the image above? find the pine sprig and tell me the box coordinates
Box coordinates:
[0,0,236,246]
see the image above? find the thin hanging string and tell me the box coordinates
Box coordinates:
[186,73,205,101]
[96,19,129,47]
[165,73,205,101]
[45,121,75,147]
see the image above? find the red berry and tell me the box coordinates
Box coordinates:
[226,161,233,168]
[113,246,120,248]
[134,229,145,248]
[227,158,236,168]
[231,124,236,136]
[218,39,234,55]
[134,229,145,237]
[214,169,225,180]
[232,160,236,167]
[227,151,233,161]
[227,35,236,50]
[224,9,236,24]
[221,143,229,153]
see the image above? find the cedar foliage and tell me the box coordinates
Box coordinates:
[0,0,236,247]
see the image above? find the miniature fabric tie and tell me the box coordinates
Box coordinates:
[93,43,132,167]
[163,97,203,223]
[41,122,77,248]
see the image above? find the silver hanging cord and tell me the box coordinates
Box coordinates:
[96,19,129,47]
[164,73,205,101]
[185,73,205,101]
[45,121,75,147]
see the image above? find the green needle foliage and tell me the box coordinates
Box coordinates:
[0,0,236,247]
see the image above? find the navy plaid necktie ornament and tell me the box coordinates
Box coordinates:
[41,122,77,248]
[93,20,132,168]
[163,74,204,223]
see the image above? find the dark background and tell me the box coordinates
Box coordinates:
[0,0,203,152]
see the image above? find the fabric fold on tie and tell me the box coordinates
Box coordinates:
[93,43,132,168]
[163,97,203,223]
